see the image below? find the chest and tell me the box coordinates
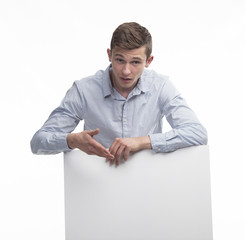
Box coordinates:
[83,92,162,131]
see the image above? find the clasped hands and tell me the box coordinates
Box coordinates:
[67,128,151,166]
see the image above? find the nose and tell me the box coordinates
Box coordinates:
[122,63,131,75]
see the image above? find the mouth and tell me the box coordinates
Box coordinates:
[120,77,132,82]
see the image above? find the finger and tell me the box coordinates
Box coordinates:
[96,146,114,158]
[106,154,114,162]
[124,147,130,161]
[91,148,113,159]
[86,129,113,158]
[109,139,116,154]
[87,128,100,137]
[115,145,125,166]
[109,142,121,165]
[109,139,121,156]
[89,138,114,158]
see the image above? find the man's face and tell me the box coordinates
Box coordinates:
[107,46,153,98]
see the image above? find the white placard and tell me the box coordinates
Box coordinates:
[64,146,212,240]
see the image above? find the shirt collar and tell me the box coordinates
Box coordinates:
[136,70,151,93]
[102,65,113,98]
[102,65,151,98]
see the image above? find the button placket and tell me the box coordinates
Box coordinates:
[122,101,128,137]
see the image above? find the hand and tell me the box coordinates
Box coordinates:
[108,136,152,166]
[67,128,114,159]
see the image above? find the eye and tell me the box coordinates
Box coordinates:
[132,61,140,65]
[116,58,124,63]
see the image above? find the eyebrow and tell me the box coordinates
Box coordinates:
[115,54,143,61]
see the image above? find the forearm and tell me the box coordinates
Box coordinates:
[149,123,208,153]
[30,130,71,155]
[134,136,152,151]
[107,135,152,166]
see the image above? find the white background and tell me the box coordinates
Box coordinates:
[0,0,244,239]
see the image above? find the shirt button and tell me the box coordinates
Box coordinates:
[123,119,127,123]
[158,148,161,152]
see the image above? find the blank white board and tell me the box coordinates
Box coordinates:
[64,146,213,240]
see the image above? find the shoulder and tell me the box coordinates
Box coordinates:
[71,67,111,99]
[75,69,105,90]
[142,69,180,102]
[143,68,169,81]
[141,68,171,91]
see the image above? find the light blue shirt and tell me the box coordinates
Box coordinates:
[31,65,207,154]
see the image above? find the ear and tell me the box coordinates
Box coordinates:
[145,55,154,68]
[107,48,112,62]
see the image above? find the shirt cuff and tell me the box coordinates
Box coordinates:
[149,132,177,153]
[60,133,73,153]
[149,133,168,153]
[39,132,72,154]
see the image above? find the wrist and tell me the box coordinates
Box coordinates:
[67,133,76,149]
[138,136,152,150]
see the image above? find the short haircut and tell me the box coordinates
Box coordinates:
[110,22,152,60]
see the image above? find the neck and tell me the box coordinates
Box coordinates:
[109,71,136,99]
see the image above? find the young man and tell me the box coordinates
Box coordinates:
[31,22,207,166]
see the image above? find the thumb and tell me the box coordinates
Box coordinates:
[87,128,100,137]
